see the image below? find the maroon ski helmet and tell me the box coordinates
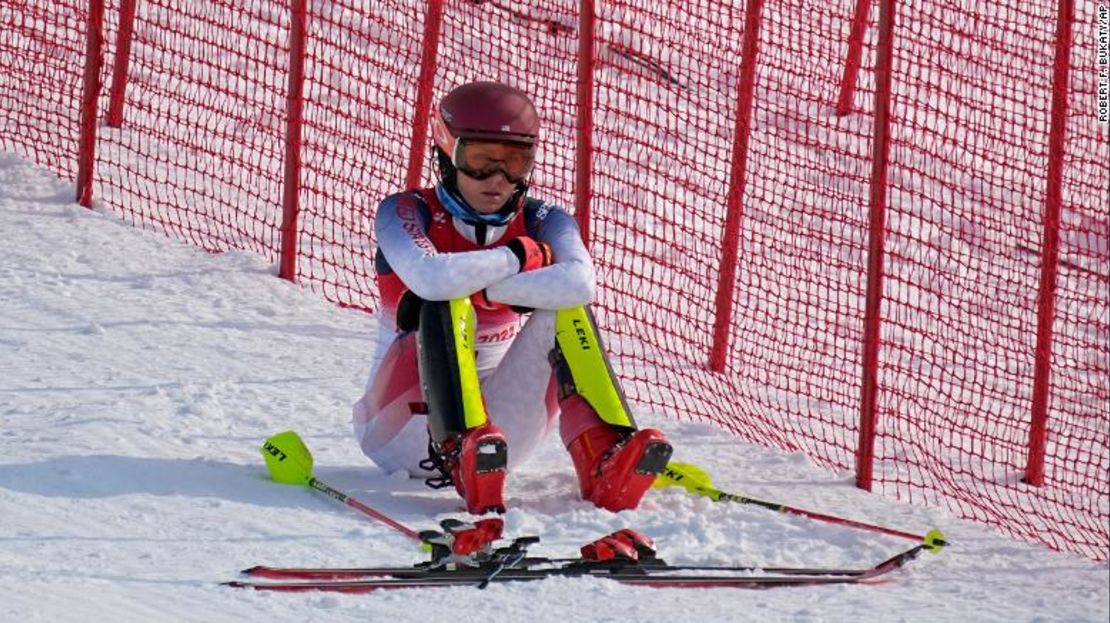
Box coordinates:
[431,82,540,158]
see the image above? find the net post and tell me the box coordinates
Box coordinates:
[709,0,765,373]
[1025,0,1075,487]
[405,0,444,190]
[106,0,136,128]
[279,0,308,282]
[836,0,873,116]
[856,0,897,491]
[76,0,106,208]
[574,0,597,246]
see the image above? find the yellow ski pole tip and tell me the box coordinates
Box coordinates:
[653,461,716,496]
[923,528,949,552]
[666,461,713,484]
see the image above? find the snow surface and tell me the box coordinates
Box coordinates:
[1,152,1107,622]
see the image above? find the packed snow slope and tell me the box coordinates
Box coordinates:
[1,153,1107,622]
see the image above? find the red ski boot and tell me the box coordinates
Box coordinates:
[566,425,673,512]
[448,422,508,515]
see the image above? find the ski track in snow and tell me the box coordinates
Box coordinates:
[1,153,1107,622]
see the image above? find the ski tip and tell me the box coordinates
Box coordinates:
[240,566,262,575]
[923,528,949,553]
[222,581,249,588]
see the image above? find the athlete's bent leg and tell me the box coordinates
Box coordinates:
[352,332,432,475]
[551,306,672,511]
[417,298,506,515]
[480,310,560,469]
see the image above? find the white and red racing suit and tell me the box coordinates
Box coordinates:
[352,186,595,475]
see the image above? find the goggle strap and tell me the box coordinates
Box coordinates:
[451,139,465,170]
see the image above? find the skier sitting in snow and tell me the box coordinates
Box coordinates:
[352,82,672,515]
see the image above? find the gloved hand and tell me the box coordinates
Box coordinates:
[396,290,424,332]
[506,236,553,273]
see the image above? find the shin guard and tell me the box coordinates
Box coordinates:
[552,307,672,511]
[417,298,506,514]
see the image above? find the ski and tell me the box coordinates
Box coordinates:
[241,556,888,581]
[225,572,871,592]
[240,525,904,581]
[226,544,926,592]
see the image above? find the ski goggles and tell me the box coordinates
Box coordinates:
[453,140,536,184]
